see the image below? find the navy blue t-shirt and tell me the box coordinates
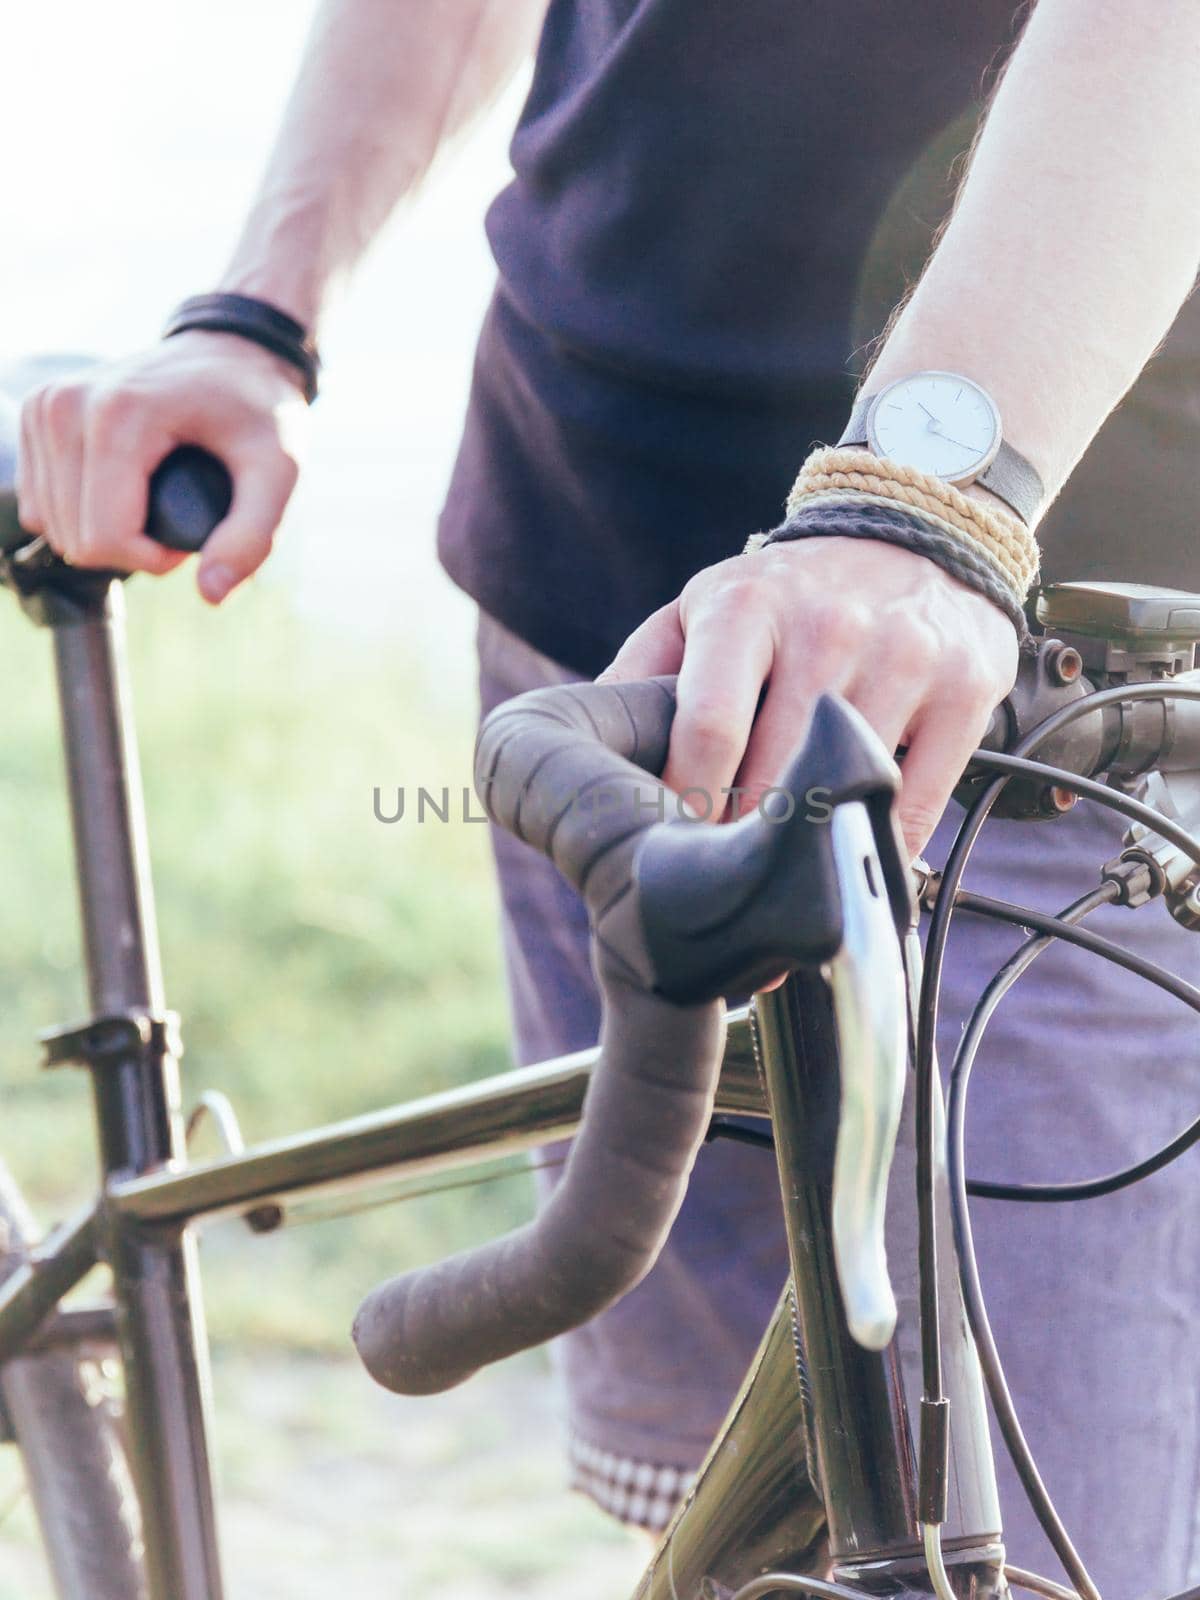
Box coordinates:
[439,0,1200,677]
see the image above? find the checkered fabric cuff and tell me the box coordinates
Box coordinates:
[568,1434,695,1530]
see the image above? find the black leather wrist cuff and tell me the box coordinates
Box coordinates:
[162,292,321,404]
[754,500,1031,644]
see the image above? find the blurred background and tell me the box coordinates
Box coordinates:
[0,2,642,1593]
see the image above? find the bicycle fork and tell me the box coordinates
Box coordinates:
[49,582,224,1600]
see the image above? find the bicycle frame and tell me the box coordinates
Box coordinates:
[0,578,1008,1599]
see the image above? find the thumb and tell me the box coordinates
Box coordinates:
[195,452,300,604]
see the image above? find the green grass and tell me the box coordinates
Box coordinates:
[0,573,533,1350]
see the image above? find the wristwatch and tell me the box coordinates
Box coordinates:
[837,370,1044,525]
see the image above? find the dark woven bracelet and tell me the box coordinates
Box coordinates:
[162,292,321,403]
[752,499,1031,644]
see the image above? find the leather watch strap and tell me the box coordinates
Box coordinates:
[837,386,1044,524]
[976,443,1044,526]
[840,391,873,448]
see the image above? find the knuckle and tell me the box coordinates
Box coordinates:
[804,596,871,652]
[692,569,769,618]
[880,614,939,678]
[942,646,1004,708]
[41,383,84,441]
[716,570,769,608]
[684,699,742,755]
[87,386,142,442]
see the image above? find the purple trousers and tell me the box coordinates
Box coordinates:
[478,607,1200,1594]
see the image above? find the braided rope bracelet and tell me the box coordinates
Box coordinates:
[787,446,1040,598]
[744,498,1032,643]
[782,487,1024,596]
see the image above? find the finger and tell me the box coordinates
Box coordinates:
[597,601,685,682]
[194,449,300,603]
[77,397,185,575]
[732,648,856,820]
[839,675,922,761]
[37,386,87,555]
[839,612,945,763]
[662,583,775,815]
[16,399,45,533]
[894,698,993,858]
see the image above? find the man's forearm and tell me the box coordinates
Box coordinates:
[218,0,547,329]
[866,0,1200,514]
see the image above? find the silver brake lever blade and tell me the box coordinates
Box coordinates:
[826,801,908,1351]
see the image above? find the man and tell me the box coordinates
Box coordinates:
[17,2,1200,1589]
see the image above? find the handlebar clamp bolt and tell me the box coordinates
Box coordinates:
[1046,643,1085,686]
[1043,783,1079,815]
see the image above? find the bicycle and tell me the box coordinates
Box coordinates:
[2,362,1200,1600]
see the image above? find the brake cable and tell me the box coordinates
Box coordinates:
[955,890,1200,1009]
[711,879,1200,1200]
[952,888,1200,1205]
[919,681,1200,1600]
[969,750,1200,871]
[946,884,1113,1595]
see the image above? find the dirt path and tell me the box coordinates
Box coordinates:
[1,1350,647,1600]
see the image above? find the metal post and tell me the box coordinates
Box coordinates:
[53,582,224,1600]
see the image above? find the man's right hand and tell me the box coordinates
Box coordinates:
[16,331,307,603]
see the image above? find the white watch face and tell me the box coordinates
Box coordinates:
[867,371,1001,484]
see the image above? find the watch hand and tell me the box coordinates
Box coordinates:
[937,433,981,453]
[918,402,938,422]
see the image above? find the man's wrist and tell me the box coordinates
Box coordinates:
[790,446,1038,598]
[218,206,335,333]
[215,265,324,336]
[162,294,321,404]
[746,502,1028,642]
[163,328,313,401]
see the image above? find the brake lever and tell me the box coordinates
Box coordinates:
[826,800,908,1351]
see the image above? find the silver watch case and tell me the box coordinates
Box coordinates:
[864,371,1002,488]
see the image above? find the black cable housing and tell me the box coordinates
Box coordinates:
[946,886,1112,1597]
[950,892,1200,1204]
[955,891,1200,1011]
[917,680,1200,1600]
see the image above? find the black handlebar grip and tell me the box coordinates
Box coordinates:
[352,679,907,1397]
[144,446,233,553]
[353,676,718,1396]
